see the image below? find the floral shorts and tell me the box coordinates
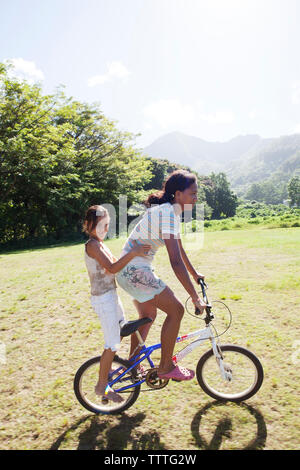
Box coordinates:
[116,263,166,303]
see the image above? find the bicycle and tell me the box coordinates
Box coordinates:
[74,279,264,415]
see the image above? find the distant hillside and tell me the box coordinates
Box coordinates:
[225,134,300,191]
[143,131,261,175]
[143,131,300,195]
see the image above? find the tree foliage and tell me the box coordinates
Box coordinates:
[201,172,238,219]
[245,180,287,205]
[0,63,152,245]
[288,176,300,207]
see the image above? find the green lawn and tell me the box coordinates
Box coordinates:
[0,227,299,450]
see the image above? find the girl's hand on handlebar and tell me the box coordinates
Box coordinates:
[192,272,205,284]
[192,296,207,315]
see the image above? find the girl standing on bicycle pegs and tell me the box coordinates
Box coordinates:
[116,170,208,382]
[83,205,151,403]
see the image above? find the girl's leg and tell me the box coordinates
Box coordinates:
[129,298,157,360]
[95,348,115,394]
[154,286,184,375]
[92,290,125,402]
[95,348,123,402]
[130,286,184,375]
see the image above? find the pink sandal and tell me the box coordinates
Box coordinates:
[157,365,195,381]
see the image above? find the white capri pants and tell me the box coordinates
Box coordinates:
[90,288,126,352]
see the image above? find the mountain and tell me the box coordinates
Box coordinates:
[143,131,262,174]
[143,131,300,195]
[225,134,300,187]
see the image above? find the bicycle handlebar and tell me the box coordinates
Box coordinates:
[194,278,212,318]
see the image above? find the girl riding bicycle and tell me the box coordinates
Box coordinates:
[116,170,207,382]
[83,205,151,403]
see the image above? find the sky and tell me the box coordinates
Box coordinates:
[1,0,300,148]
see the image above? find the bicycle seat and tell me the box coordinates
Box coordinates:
[120,317,152,337]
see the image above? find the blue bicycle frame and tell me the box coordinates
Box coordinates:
[109,341,161,392]
[108,322,215,392]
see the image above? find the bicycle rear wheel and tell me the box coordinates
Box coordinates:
[196,344,263,402]
[74,355,141,414]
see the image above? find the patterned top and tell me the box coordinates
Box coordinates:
[121,202,181,265]
[84,240,117,296]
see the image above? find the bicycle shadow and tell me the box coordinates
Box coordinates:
[49,412,167,450]
[191,401,267,450]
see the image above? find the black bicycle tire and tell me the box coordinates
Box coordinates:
[196,344,264,402]
[74,355,141,415]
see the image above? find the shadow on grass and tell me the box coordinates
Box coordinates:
[50,412,167,450]
[0,239,85,256]
[191,401,267,450]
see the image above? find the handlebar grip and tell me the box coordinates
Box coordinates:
[197,277,207,286]
[195,307,201,315]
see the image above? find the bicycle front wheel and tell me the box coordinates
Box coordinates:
[74,355,141,415]
[196,344,263,402]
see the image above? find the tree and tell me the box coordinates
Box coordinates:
[0,62,152,245]
[245,180,286,204]
[288,176,300,207]
[143,156,195,191]
[202,172,238,219]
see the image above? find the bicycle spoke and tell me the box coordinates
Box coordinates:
[203,353,257,397]
[75,357,140,414]
[197,345,263,402]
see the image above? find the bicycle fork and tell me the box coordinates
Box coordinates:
[211,338,233,382]
[173,327,232,383]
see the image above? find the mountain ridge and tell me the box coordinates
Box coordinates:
[143,131,300,194]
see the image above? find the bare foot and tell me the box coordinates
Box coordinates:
[95,384,124,403]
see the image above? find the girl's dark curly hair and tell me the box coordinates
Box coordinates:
[144,169,197,208]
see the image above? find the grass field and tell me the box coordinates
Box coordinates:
[0,227,299,450]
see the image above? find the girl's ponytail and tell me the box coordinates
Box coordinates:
[144,170,196,208]
[144,189,174,208]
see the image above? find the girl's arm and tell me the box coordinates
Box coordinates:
[164,235,206,313]
[164,236,197,298]
[178,238,205,282]
[86,240,151,274]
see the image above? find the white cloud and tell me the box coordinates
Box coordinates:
[198,109,234,125]
[88,61,130,87]
[143,99,195,129]
[4,58,44,83]
[143,98,234,129]
[291,81,300,105]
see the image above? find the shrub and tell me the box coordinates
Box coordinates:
[249,219,260,224]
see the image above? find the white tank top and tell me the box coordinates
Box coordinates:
[84,240,116,296]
